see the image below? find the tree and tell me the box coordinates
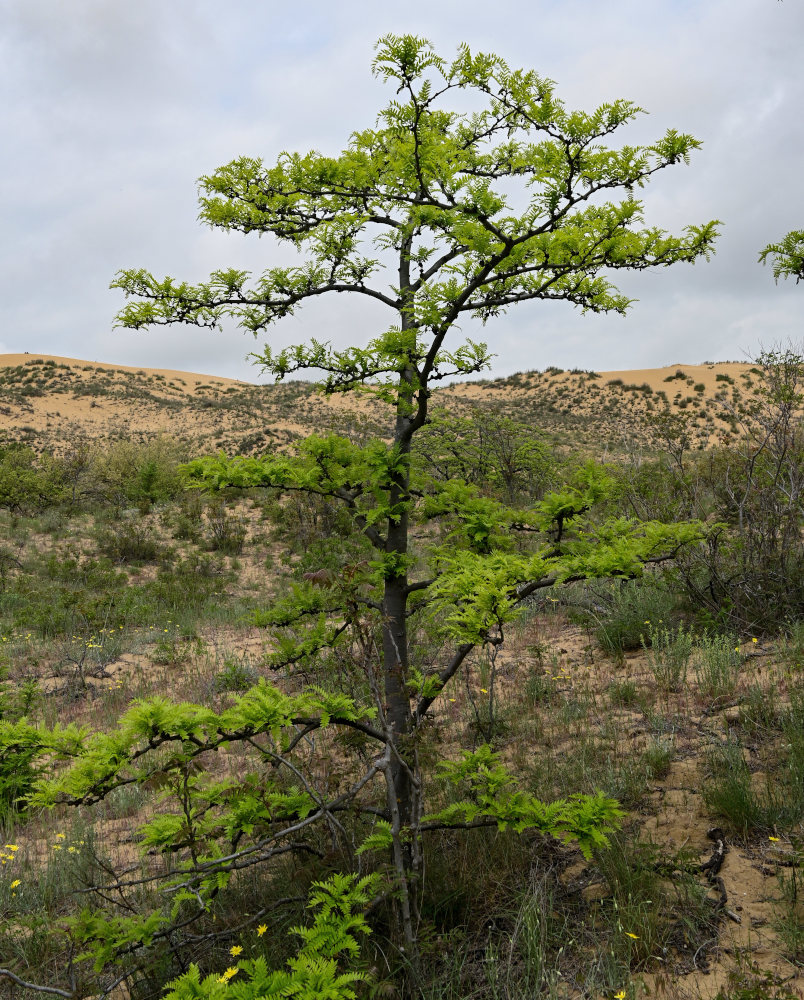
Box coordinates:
[759,229,804,283]
[2,36,717,995]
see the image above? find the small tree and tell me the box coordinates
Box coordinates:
[2,36,718,995]
[115,29,714,976]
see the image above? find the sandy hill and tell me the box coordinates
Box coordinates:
[0,353,761,457]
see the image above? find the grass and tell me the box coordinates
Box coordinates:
[693,630,743,701]
[702,685,804,837]
[641,622,695,693]
[1,402,803,997]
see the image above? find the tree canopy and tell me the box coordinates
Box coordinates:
[114,33,719,403]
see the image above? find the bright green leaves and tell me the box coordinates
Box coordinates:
[554,517,707,584]
[184,435,404,504]
[29,681,374,812]
[98,36,726,988]
[428,505,706,644]
[430,549,550,642]
[355,820,394,856]
[424,481,517,554]
[291,873,378,958]
[70,909,169,973]
[163,874,379,1000]
[759,229,804,283]
[114,34,718,395]
[424,745,623,858]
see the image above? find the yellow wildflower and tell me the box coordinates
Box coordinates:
[229,945,243,957]
[257,923,267,936]
[10,879,20,889]
[624,931,639,939]
[769,836,780,842]
[217,967,238,983]
[4,845,18,851]
[480,688,488,694]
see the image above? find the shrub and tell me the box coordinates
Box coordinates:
[97,517,162,563]
[580,578,678,658]
[213,653,260,693]
[204,498,248,554]
[641,623,695,692]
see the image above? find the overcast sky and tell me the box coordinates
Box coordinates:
[1,0,801,382]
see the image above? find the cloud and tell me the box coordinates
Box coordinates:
[1,0,801,381]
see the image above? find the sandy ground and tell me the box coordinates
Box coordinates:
[0,353,759,455]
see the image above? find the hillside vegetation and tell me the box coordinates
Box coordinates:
[0,350,802,1000]
[0,354,770,458]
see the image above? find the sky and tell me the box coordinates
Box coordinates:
[1,0,802,382]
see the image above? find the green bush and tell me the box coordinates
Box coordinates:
[90,438,188,510]
[97,517,163,563]
[213,653,260,693]
[204,498,248,555]
[580,578,678,658]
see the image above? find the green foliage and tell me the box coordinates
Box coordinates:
[583,577,678,657]
[0,444,60,513]
[424,745,623,858]
[0,718,44,820]
[641,622,695,693]
[114,37,717,355]
[91,437,188,509]
[759,229,804,283]
[163,874,378,1000]
[90,33,722,993]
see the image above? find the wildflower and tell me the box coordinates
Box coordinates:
[448,698,456,703]
[10,879,20,889]
[217,967,238,983]
[257,924,267,937]
[4,845,18,851]
[480,688,488,694]
[614,992,626,1000]
[751,637,758,643]
[769,836,780,842]
[56,833,66,839]
[624,931,639,939]
[229,945,243,957]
